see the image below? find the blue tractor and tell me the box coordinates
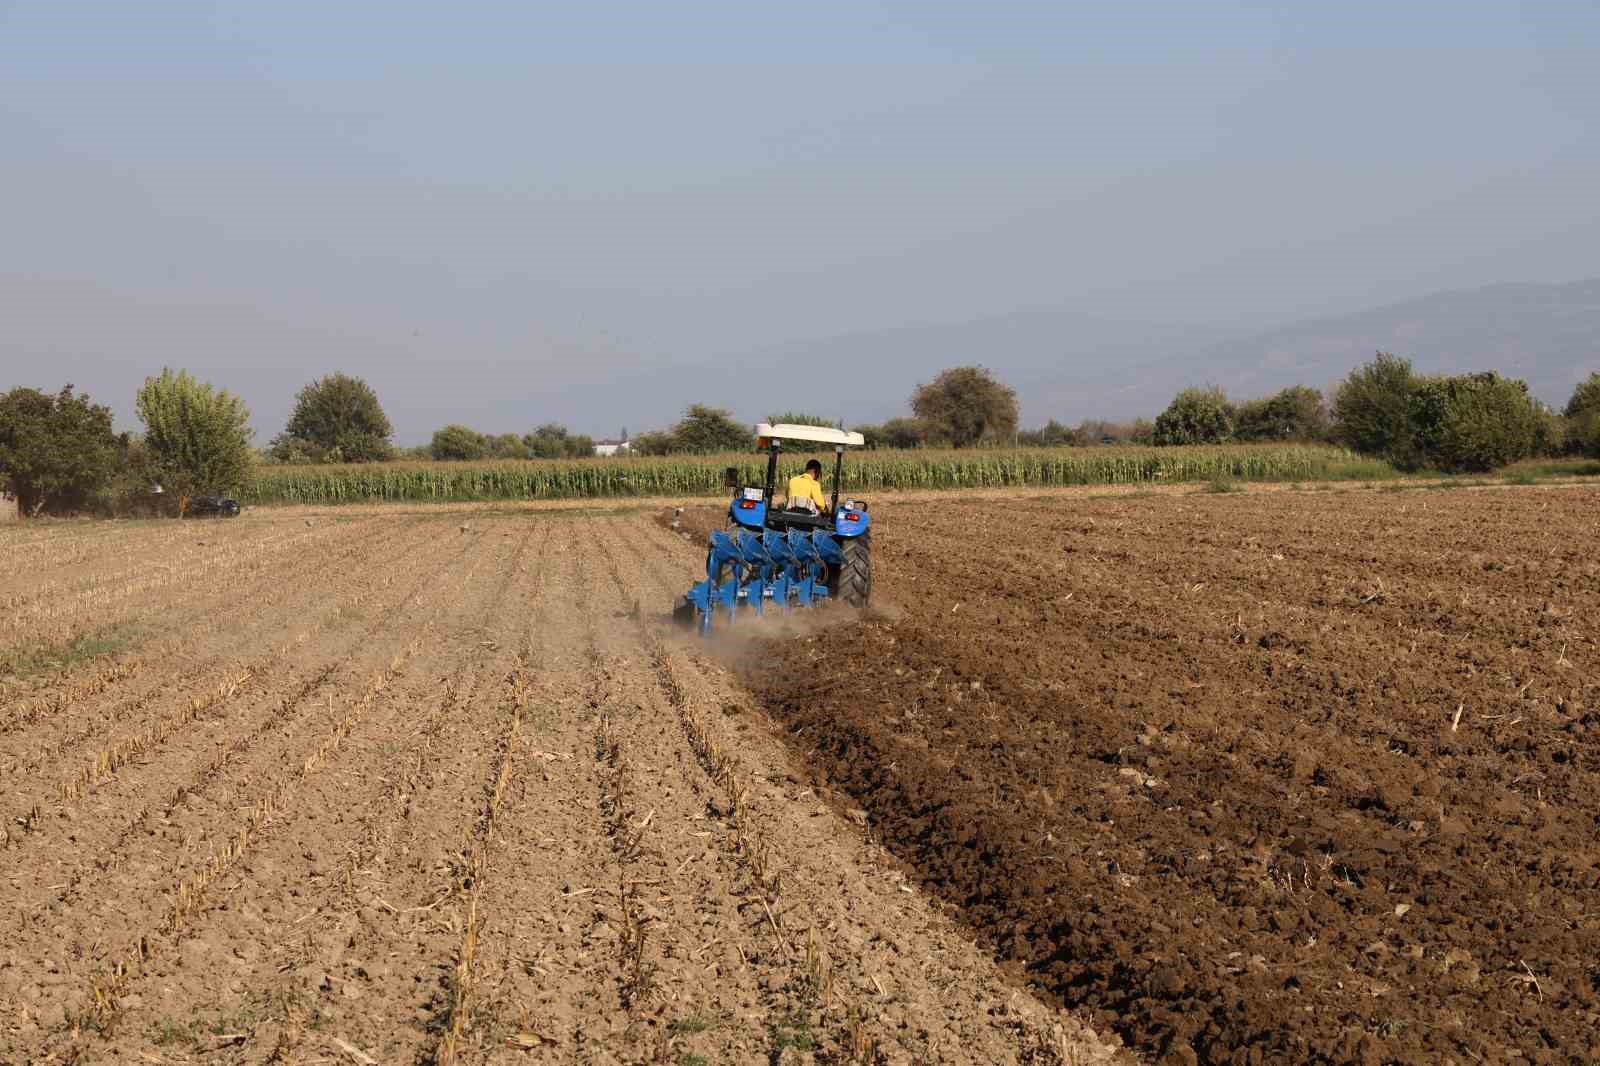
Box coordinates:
[673,423,872,634]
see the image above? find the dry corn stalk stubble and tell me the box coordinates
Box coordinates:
[590,520,887,1056]
[8,511,1138,1066]
[86,644,420,1032]
[74,532,468,1033]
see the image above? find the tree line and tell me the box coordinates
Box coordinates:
[261,374,600,463]
[5,357,1600,517]
[1147,354,1600,472]
[0,369,252,517]
[0,369,609,516]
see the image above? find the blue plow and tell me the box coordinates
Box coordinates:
[683,528,841,635]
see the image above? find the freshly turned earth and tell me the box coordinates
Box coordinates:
[734,486,1600,1065]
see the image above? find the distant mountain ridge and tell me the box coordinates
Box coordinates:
[1134,278,1600,416]
[722,278,1600,426]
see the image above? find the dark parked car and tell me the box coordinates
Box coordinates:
[185,495,241,518]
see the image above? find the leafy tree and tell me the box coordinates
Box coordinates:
[854,418,925,449]
[263,437,325,465]
[629,430,675,456]
[1408,372,1543,472]
[1562,373,1600,457]
[910,366,1018,448]
[765,411,839,428]
[0,385,122,516]
[878,417,925,449]
[523,423,595,459]
[1076,418,1147,444]
[273,373,393,463]
[672,405,751,453]
[487,433,531,459]
[1563,372,1600,418]
[1152,386,1234,445]
[1568,412,1600,458]
[1234,385,1330,442]
[1332,352,1420,467]
[135,369,254,506]
[624,409,750,455]
[429,424,488,461]
[1532,404,1566,458]
[1018,419,1089,447]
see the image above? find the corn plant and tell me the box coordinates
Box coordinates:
[242,444,1377,505]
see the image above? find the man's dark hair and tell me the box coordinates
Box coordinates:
[804,459,822,476]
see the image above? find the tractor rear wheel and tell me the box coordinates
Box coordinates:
[838,533,871,608]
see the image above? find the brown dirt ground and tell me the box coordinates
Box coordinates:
[0,509,1122,1065]
[719,485,1600,1065]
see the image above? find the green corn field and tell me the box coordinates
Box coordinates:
[239,444,1388,505]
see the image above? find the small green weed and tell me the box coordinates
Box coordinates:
[671,1014,713,1035]
[149,1016,199,1046]
[146,1002,261,1047]
[0,624,143,679]
[769,1011,816,1053]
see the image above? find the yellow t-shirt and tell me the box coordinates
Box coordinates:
[786,473,826,512]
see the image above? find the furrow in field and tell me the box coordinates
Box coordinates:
[0,522,138,585]
[1,526,490,1054]
[0,518,451,849]
[429,659,535,1064]
[738,489,1600,1063]
[618,512,1126,1063]
[82,521,540,1064]
[425,522,653,1063]
[0,516,315,612]
[0,521,316,643]
[581,519,832,1062]
[431,515,769,1064]
[0,516,407,733]
[0,522,206,599]
[0,516,399,685]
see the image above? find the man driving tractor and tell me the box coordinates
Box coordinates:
[786,458,828,514]
[674,423,872,633]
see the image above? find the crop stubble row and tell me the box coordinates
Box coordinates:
[0,517,451,835]
[6,508,1124,1065]
[0,515,432,785]
[2,517,498,1053]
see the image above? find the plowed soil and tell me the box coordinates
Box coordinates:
[732,486,1600,1065]
[1,511,1120,1065]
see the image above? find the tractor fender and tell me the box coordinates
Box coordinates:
[834,507,870,537]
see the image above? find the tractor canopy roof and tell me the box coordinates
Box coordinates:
[755,422,866,448]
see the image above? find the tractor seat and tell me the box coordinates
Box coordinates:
[775,508,832,530]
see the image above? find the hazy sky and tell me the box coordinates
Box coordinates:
[4,2,1598,440]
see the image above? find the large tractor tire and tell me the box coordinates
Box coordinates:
[837,533,871,608]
